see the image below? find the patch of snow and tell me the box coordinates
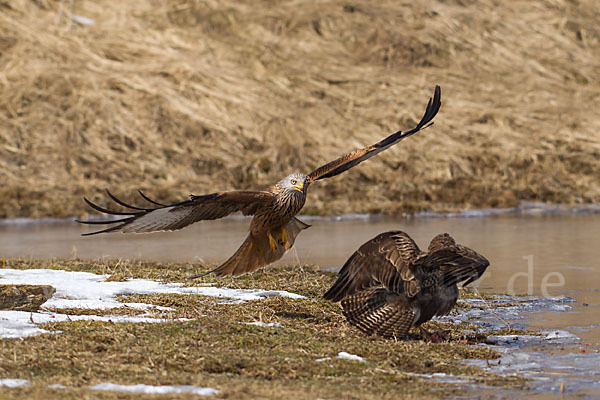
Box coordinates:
[0,268,305,338]
[0,269,304,311]
[218,299,245,305]
[0,314,55,338]
[89,383,219,395]
[244,321,282,328]
[407,372,477,384]
[336,352,365,363]
[543,330,579,341]
[0,379,28,388]
[486,330,579,346]
[70,14,96,26]
[0,309,188,339]
[315,357,331,362]
[458,294,600,398]
[48,384,68,389]
[442,295,576,332]
[466,349,600,392]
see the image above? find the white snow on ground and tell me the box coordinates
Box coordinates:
[336,352,366,363]
[0,268,305,309]
[89,383,219,396]
[406,372,477,384]
[47,384,68,389]
[315,352,366,363]
[465,346,600,395]
[244,321,283,328]
[0,268,305,339]
[0,310,187,339]
[244,321,283,327]
[486,330,580,346]
[0,379,28,388]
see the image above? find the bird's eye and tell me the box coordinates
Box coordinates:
[291,179,297,185]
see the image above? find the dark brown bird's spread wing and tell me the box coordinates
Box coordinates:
[323,231,421,302]
[77,189,276,235]
[306,85,441,184]
[413,241,490,289]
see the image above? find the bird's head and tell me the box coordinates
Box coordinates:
[428,233,456,252]
[277,173,307,194]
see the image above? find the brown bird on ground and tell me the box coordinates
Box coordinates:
[323,231,489,339]
[78,86,441,277]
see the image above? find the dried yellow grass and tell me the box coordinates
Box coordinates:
[0,0,599,218]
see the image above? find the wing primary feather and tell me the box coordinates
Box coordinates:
[374,85,441,148]
[322,252,360,302]
[80,218,136,236]
[79,189,276,237]
[75,217,133,225]
[441,261,489,288]
[82,197,139,216]
[138,190,167,207]
[105,189,152,211]
[306,85,441,183]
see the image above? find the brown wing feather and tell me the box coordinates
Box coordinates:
[341,287,415,338]
[306,85,441,184]
[323,231,421,302]
[412,241,490,289]
[77,189,276,235]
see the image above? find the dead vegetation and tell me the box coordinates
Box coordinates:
[0,258,528,399]
[0,0,599,219]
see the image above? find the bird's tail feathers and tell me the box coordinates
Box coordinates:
[189,217,310,279]
[341,288,414,338]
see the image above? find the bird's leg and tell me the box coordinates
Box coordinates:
[279,227,288,247]
[419,326,431,341]
[268,232,278,253]
[419,325,447,343]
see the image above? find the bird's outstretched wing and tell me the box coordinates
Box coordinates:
[323,231,422,302]
[77,189,276,235]
[306,85,441,184]
[413,242,490,289]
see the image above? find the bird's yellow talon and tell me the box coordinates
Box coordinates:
[268,233,278,253]
[280,227,288,246]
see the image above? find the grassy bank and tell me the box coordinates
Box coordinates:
[0,259,527,399]
[1,0,599,219]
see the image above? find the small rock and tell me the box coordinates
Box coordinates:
[0,285,56,311]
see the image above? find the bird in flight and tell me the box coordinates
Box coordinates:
[323,231,489,339]
[78,86,441,277]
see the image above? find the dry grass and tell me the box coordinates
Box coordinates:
[0,258,528,399]
[0,0,599,218]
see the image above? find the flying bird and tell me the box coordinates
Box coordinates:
[78,86,441,277]
[323,231,489,339]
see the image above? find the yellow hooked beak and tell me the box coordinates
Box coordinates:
[292,181,304,192]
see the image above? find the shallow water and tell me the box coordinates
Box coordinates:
[1,213,599,397]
